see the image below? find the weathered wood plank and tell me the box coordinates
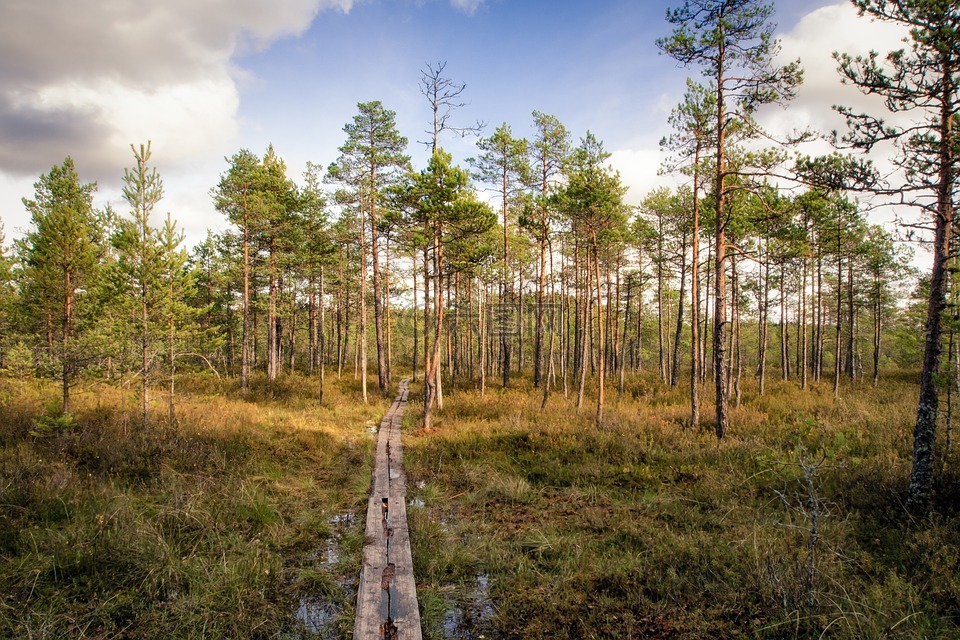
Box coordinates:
[354,380,422,640]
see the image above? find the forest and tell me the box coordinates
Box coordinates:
[0,0,958,638]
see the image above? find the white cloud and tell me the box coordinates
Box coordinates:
[609,148,682,207]
[0,0,354,243]
[450,0,485,15]
[764,2,909,142]
[0,0,354,179]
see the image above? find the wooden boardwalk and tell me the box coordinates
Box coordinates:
[354,379,422,640]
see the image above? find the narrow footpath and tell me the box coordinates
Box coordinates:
[354,379,422,640]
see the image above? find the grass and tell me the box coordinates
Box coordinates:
[404,370,960,639]
[0,372,391,639]
[4,367,958,639]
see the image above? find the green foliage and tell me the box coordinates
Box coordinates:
[17,157,106,414]
[3,341,34,383]
[408,150,497,252]
[29,402,78,438]
[559,132,630,246]
[327,101,410,193]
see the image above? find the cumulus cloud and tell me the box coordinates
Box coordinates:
[610,148,680,206]
[0,0,353,180]
[762,2,909,143]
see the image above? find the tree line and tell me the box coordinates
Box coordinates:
[0,0,955,515]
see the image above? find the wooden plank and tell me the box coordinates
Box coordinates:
[354,380,422,640]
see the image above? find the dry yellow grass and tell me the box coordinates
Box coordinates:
[404,369,960,639]
[0,372,390,639]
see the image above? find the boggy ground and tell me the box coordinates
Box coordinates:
[0,373,390,639]
[404,371,960,639]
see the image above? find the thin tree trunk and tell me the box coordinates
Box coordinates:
[268,240,278,382]
[834,253,843,399]
[846,256,856,379]
[480,278,487,396]
[577,263,590,413]
[873,271,881,387]
[732,255,742,408]
[319,266,326,403]
[423,247,431,385]
[412,261,419,382]
[671,230,688,388]
[757,240,769,396]
[690,162,701,427]
[424,229,444,430]
[801,252,809,390]
[385,237,393,385]
[593,240,605,427]
[542,241,558,409]
[359,205,369,403]
[241,217,250,390]
[781,266,790,381]
[620,276,632,401]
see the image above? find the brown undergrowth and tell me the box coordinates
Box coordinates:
[0,373,390,639]
[404,370,960,639]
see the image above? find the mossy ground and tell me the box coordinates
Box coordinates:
[404,370,960,639]
[0,373,390,639]
[3,369,958,639]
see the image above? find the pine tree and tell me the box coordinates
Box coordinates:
[328,102,410,398]
[406,150,496,429]
[661,80,717,428]
[658,0,802,439]
[214,149,265,391]
[559,133,629,427]
[471,124,530,389]
[833,0,960,516]
[158,213,206,427]
[524,111,571,391]
[113,142,166,427]
[20,158,105,415]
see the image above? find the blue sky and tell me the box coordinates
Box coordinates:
[0,0,907,247]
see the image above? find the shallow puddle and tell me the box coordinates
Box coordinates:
[295,598,337,634]
[289,511,360,638]
[441,574,497,639]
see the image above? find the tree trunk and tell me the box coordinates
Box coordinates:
[593,239,605,427]
[423,247,431,385]
[241,217,250,390]
[577,259,590,413]
[757,240,769,396]
[713,94,729,439]
[319,266,326,403]
[359,206,369,403]
[268,239,278,382]
[424,229,445,430]
[801,251,808,390]
[846,256,856,380]
[370,165,387,395]
[906,67,954,515]
[62,274,72,415]
[385,236,393,385]
[834,253,843,398]
[412,261,419,382]
[543,241,558,409]
[671,230,688,388]
[690,155,701,426]
[873,271,881,387]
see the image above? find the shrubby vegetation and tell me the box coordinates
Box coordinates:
[0,0,957,637]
